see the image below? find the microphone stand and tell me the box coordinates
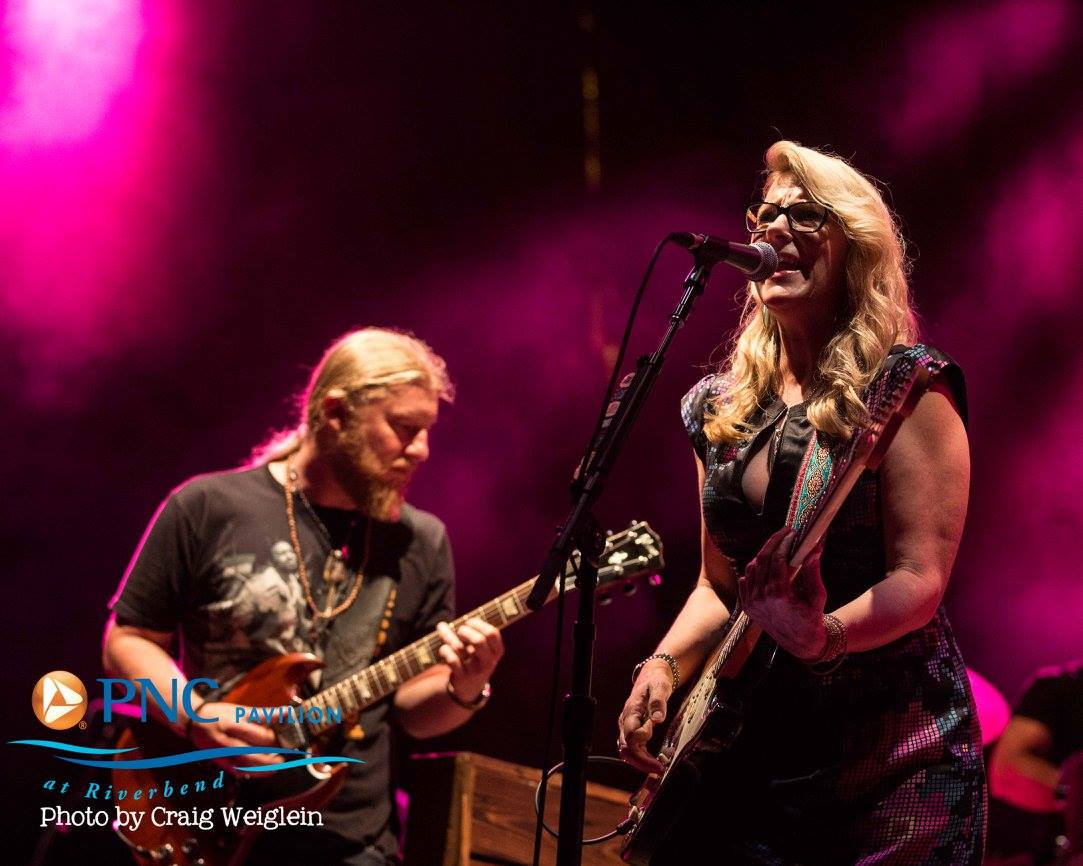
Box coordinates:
[525,256,716,866]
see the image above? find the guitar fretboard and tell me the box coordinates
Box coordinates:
[298,577,545,734]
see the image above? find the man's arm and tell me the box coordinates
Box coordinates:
[392,617,503,739]
[990,716,1064,812]
[102,616,279,764]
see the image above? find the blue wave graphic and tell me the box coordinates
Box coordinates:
[233,756,365,772]
[9,739,137,755]
[57,746,306,770]
[11,738,360,773]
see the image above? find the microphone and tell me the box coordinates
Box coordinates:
[668,233,778,281]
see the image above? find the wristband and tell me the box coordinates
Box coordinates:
[806,614,847,674]
[632,652,680,691]
[446,679,491,710]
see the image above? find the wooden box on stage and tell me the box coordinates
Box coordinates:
[404,752,632,866]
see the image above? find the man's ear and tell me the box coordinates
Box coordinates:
[320,393,350,432]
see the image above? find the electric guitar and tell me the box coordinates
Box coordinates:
[620,352,943,864]
[115,520,663,866]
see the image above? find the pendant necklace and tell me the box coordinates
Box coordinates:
[284,453,371,620]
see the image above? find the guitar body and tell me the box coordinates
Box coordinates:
[621,621,774,866]
[115,653,348,866]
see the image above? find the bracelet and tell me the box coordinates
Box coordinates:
[446,679,491,711]
[631,652,680,690]
[806,614,847,675]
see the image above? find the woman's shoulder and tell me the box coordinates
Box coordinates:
[680,372,732,454]
[681,371,730,414]
[873,344,968,427]
[881,343,963,374]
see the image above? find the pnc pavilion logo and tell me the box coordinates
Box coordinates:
[32,671,87,731]
[18,671,360,776]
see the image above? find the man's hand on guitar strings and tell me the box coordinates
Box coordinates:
[738,528,829,661]
[617,660,672,774]
[186,701,283,775]
[436,618,504,702]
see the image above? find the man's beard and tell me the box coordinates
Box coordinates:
[327,433,408,522]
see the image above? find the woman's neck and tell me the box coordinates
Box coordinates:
[775,317,836,402]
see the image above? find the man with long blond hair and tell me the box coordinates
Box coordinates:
[104,327,504,865]
[617,143,985,863]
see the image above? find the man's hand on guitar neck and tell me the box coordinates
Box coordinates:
[186,701,283,775]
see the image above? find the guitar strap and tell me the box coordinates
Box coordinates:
[784,344,946,533]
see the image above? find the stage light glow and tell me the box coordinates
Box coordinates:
[884,0,1075,155]
[1,0,142,146]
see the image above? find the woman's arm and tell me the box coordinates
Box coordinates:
[618,455,738,772]
[740,379,970,659]
[830,378,969,652]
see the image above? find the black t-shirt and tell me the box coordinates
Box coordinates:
[110,465,455,859]
[1016,662,1083,766]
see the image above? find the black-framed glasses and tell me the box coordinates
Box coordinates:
[745,200,830,234]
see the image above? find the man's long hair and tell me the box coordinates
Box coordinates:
[249,327,454,466]
[704,140,919,444]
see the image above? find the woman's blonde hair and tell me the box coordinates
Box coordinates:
[704,140,919,444]
[250,327,453,465]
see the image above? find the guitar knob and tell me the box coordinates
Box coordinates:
[621,581,637,597]
[598,592,613,606]
[648,573,662,586]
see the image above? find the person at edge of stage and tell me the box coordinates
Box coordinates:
[986,660,1083,865]
[103,328,504,866]
[616,141,986,864]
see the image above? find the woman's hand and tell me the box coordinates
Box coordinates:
[617,658,673,775]
[738,528,827,660]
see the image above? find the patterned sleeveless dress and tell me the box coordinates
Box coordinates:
[656,345,986,865]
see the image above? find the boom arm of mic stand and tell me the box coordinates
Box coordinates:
[526,258,714,611]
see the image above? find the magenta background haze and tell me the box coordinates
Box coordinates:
[3,3,1082,860]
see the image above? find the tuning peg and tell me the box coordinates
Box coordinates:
[629,519,637,527]
[648,574,663,586]
[599,592,613,606]
[606,528,613,536]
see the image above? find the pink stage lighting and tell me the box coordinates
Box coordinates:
[1,0,142,146]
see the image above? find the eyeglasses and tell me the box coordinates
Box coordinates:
[745,200,830,234]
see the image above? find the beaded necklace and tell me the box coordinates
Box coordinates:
[284,453,371,620]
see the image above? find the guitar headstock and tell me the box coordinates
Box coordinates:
[562,520,664,594]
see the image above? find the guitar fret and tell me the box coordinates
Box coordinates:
[357,672,373,702]
[379,660,398,689]
[483,602,503,627]
[337,682,354,713]
[367,666,384,697]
